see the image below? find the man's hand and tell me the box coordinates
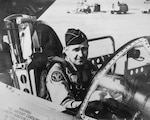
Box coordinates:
[109,90,123,102]
[89,88,124,102]
[89,90,110,102]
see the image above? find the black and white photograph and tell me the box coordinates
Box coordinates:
[0,0,150,120]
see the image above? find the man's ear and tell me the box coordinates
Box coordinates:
[62,47,68,55]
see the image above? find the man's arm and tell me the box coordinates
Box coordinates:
[46,63,82,108]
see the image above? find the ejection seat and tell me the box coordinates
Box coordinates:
[3,14,63,96]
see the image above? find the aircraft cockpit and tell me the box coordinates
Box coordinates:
[0,1,150,120]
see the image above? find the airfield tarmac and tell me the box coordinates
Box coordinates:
[39,8,150,50]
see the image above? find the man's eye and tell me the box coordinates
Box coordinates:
[73,48,80,52]
[73,47,88,52]
[82,47,88,51]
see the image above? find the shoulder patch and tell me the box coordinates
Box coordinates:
[51,71,64,82]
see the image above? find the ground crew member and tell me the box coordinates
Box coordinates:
[46,28,97,109]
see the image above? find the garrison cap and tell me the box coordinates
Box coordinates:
[65,28,88,46]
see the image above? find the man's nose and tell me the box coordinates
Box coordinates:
[78,50,83,57]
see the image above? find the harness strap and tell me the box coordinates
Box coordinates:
[31,23,42,53]
[47,56,75,73]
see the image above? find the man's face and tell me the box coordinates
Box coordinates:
[65,41,89,66]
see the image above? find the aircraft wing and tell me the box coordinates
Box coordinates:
[0,82,80,120]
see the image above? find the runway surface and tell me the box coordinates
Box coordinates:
[39,0,150,50]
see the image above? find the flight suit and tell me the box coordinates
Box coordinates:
[46,58,97,108]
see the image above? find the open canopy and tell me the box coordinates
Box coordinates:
[0,0,55,22]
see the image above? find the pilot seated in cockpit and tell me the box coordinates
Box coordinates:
[45,28,98,109]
